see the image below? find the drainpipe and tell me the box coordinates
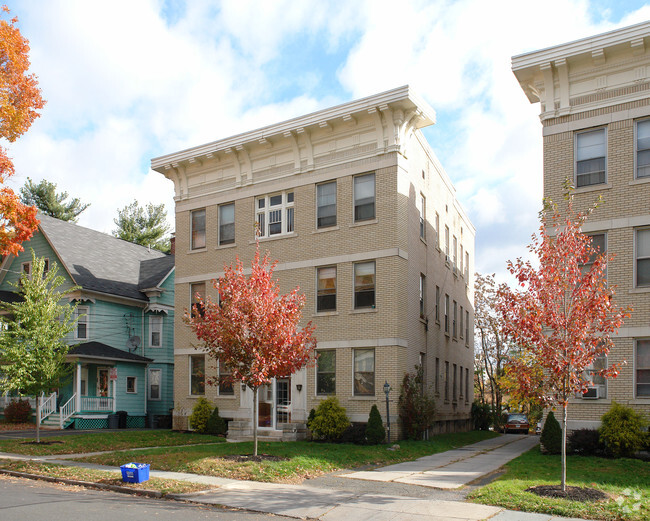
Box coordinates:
[142,308,147,417]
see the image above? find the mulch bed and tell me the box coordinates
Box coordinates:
[221,454,287,463]
[526,485,609,502]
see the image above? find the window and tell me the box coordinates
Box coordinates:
[465,251,470,278]
[460,305,464,338]
[218,203,235,245]
[317,267,336,312]
[435,212,440,247]
[354,173,375,222]
[191,209,206,249]
[453,301,457,338]
[354,261,375,309]
[149,369,161,400]
[190,282,205,317]
[453,364,457,402]
[316,349,336,395]
[21,261,30,277]
[465,367,469,400]
[418,194,426,239]
[575,128,606,187]
[636,119,650,178]
[581,354,607,399]
[459,366,463,399]
[354,348,375,395]
[190,355,205,395]
[218,362,234,395]
[20,259,49,280]
[126,376,137,394]
[582,233,606,274]
[460,245,464,274]
[444,361,449,401]
[435,286,440,323]
[149,315,162,348]
[453,235,458,268]
[444,294,449,334]
[256,191,294,238]
[434,357,440,394]
[636,228,650,287]
[465,310,470,345]
[445,226,450,258]
[419,274,425,318]
[75,306,89,340]
[317,181,336,228]
[637,340,650,397]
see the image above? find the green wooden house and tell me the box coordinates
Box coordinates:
[0,213,174,429]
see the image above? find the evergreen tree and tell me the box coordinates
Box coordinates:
[20,177,90,222]
[112,200,170,253]
[365,404,386,444]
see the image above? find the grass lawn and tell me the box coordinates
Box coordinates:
[75,430,500,483]
[468,447,650,521]
[0,459,212,496]
[0,430,225,456]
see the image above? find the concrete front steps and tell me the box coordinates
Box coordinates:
[40,412,73,430]
[227,421,307,442]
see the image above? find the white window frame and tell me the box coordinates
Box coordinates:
[418,193,426,239]
[636,339,650,398]
[316,181,337,229]
[635,118,650,179]
[316,349,336,396]
[218,202,235,245]
[190,208,206,250]
[316,266,336,313]
[353,173,375,222]
[353,348,375,396]
[636,228,650,287]
[126,376,137,394]
[20,258,49,279]
[575,127,607,188]
[148,368,162,401]
[419,274,425,318]
[75,306,89,340]
[354,261,376,309]
[580,353,608,400]
[256,191,294,238]
[149,315,163,348]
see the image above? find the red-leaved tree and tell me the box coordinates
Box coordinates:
[0,6,43,255]
[498,190,631,491]
[185,244,316,455]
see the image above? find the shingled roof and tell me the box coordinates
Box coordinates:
[37,213,174,301]
[68,342,153,363]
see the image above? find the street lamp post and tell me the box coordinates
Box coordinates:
[383,380,391,443]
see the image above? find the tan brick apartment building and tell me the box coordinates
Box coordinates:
[152,86,474,439]
[513,22,650,429]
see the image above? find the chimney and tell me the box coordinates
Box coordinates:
[170,235,175,255]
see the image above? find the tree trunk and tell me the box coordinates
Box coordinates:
[36,394,41,444]
[252,387,258,457]
[561,402,567,492]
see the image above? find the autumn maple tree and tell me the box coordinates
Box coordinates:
[498,189,631,491]
[0,5,43,255]
[185,244,316,455]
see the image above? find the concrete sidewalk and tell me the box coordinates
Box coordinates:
[0,434,594,521]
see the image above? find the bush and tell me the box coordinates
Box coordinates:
[568,428,605,456]
[189,397,213,434]
[339,423,367,444]
[398,365,436,440]
[307,408,316,430]
[365,405,386,444]
[600,401,648,458]
[471,401,491,431]
[3,399,32,424]
[310,396,350,441]
[540,411,561,454]
[206,406,227,436]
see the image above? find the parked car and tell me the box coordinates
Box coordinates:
[504,413,530,434]
[535,421,542,435]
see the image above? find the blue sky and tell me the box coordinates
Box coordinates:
[5,0,650,281]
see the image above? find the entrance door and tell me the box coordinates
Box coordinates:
[98,369,109,397]
[257,384,273,428]
[275,378,291,425]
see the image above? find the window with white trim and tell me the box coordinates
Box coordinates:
[636,228,650,287]
[190,355,205,396]
[218,361,234,395]
[636,339,650,397]
[191,208,206,249]
[149,315,162,348]
[317,266,336,312]
[354,173,375,222]
[445,226,450,258]
[317,349,336,395]
[419,274,425,318]
[453,235,458,268]
[190,282,205,318]
[636,119,650,178]
[575,128,606,187]
[75,306,89,340]
[219,203,235,245]
[354,261,375,309]
[149,369,161,400]
[317,181,336,228]
[353,348,375,396]
[582,233,606,275]
[580,354,607,399]
[256,191,294,238]
[126,376,137,394]
[418,194,426,239]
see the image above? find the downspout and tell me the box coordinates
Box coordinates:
[142,308,147,416]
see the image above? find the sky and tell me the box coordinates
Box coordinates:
[4,0,650,283]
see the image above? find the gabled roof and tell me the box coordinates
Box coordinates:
[67,342,153,363]
[36,213,174,301]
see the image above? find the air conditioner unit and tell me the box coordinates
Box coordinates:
[582,386,598,399]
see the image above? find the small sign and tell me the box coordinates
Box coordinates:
[109,368,118,381]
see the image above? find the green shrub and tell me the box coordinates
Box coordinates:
[365,405,386,444]
[3,399,32,423]
[206,406,227,436]
[310,396,350,441]
[568,428,605,456]
[307,408,316,431]
[471,401,491,431]
[398,365,436,440]
[599,401,648,458]
[540,411,561,454]
[340,423,367,444]
[189,397,213,434]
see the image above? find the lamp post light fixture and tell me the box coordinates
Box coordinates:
[383,380,391,443]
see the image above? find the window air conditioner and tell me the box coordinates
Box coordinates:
[582,386,598,399]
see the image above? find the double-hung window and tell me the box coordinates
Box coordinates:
[354,173,375,222]
[317,181,336,228]
[582,233,606,274]
[435,286,440,323]
[219,203,235,245]
[418,194,426,239]
[445,226,450,259]
[575,128,606,187]
[581,354,607,399]
[636,228,650,287]
[636,339,650,397]
[149,315,162,348]
[126,376,137,394]
[190,282,206,317]
[453,301,457,338]
[256,192,294,238]
[75,306,89,340]
[636,119,650,178]
[218,362,234,395]
[317,266,336,312]
[190,355,205,396]
[149,369,161,400]
[353,348,375,396]
[316,349,336,395]
[444,294,449,333]
[419,274,425,318]
[354,261,375,309]
[191,209,206,249]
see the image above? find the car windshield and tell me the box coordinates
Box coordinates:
[508,414,527,421]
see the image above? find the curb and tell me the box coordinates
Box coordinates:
[0,469,163,498]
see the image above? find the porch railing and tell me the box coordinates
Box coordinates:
[38,392,57,423]
[60,394,76,428]
[80,396,113,412]
[0,395,37,410]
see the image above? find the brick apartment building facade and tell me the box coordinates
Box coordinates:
[513,22,650,429]
[152,86,475,439]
